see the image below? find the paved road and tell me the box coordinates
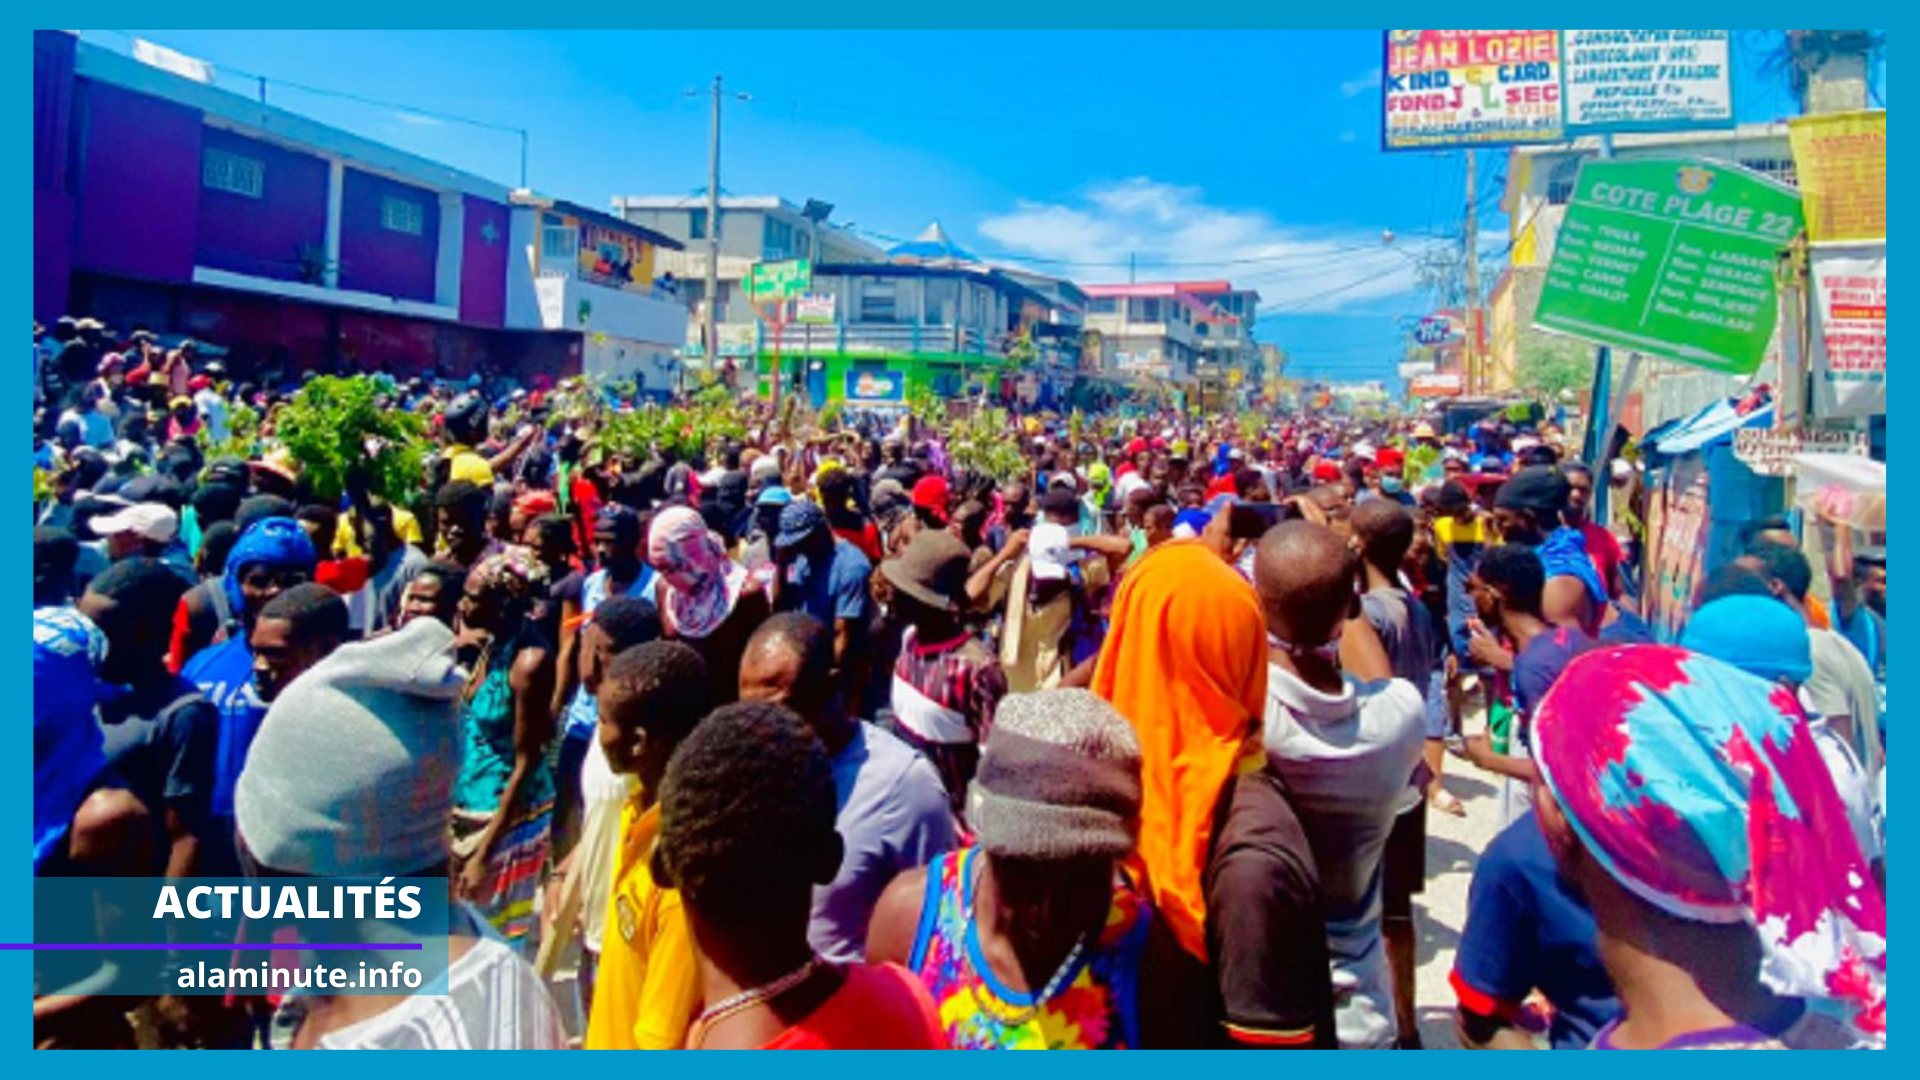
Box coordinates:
[1410,760,1507,1049]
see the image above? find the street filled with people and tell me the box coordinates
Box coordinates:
[32,320,1885,1049]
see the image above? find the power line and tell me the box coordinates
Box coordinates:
[88,30,530,183]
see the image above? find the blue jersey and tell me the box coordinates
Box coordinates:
[181,635,266,820]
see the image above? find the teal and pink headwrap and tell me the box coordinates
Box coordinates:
[1532,645,1886,1046]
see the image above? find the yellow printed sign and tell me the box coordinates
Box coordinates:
[1788,110,1886,241]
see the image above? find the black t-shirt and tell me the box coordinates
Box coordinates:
[1204,770,1338,1048]
[97,675,220,874]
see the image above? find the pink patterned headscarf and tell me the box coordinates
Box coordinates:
[647,506,745,639]
[1533,645,1886,1047]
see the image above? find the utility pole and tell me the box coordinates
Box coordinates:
[1462,149,1481,397]
[702,74,725,395]
[1128,252,1136,285]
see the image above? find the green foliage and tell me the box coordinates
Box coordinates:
[34,466,53,507]
[1004,329,1038,368]
[946,406,1028,483]
[595,392,750,466]
[196,398,262,464]
[273,375,427,504]
[1403,442,1441,486]
[1514,334,1595,402]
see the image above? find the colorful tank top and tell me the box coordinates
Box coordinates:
[906,847,1150,1049]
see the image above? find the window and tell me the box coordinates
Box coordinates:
[381,195,425,236]
[860,282,898,323]
[1546,157,1582,206]
[1088,297,1118,314]
[1741,158,1799,186]
[202,147,264,198]
[689,209,707,240]
[1133,298,1163,324]
[923,279,957,324]
[797,233,811,259]
[541,213,577,263]
[765,218,794,258]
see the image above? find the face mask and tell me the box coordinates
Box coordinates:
[1380,476,1406,495]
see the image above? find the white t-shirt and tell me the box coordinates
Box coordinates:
[194,388,230,444]
[1263,664,1425,1050]
[577,737,637,954]
[271,925,566,1049]
[1805,627,1884,791]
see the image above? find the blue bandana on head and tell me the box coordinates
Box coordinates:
[223,517,318,617]
[34,607,108,872]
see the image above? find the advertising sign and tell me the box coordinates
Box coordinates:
[578,223,654,292]
[795,293,836,325]
[1414,314,1461,345]
[1733,427,1869,477]
[1561,30,1733,134]
[1808,242,1886,418]
[1788,110,1887,242]
[845,367,906,404]
[1383,30,1563,150]
[747,258,813,302]
[1409,371,1466,397]
[1533,159,1802,376]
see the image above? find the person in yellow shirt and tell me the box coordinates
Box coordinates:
[441,393,541,489]
[583,640,714,1050]
[443,395,498,487]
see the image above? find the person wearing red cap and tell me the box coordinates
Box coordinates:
[910,475,950,529]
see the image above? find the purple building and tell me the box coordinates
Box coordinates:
[33,30,574,380]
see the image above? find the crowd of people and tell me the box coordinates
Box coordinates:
[32,316,1886,1049]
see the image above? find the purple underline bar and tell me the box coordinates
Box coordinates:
[0,943,424,950]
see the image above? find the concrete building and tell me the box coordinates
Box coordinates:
[33,31,576,381]
[611,193,884,360]
[1081,281,1261,402]
[758,261,1082,408]
[504,193,687,394]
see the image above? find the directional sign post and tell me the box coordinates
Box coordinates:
[747,258,813,302]
[749,260,812,407]
[1533,159,1802,376]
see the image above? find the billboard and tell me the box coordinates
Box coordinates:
[578,222,654,293]
[1808,242,1886,418]
[1788,110,1887,242]
[845,367,906,404]
[1532,159,1802,376]
[795,293,836,325]
[1383,30,1563,150]
[1562,30,1733,134]
[1409,371,1466,397]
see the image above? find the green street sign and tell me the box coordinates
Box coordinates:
[1533,159,1802,376]
[747,258,813,302]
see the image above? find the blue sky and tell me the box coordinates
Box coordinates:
[85,30,1858,384]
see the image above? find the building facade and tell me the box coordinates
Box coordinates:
[611,194,884,359]
[33,31,584,382]
[753,262,1082,407]
[1081,281,1261,402]
[504,195,687,394]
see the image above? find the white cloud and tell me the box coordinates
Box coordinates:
[1340,68,1382,97]
[394,112,446,128]
[977,177,1423,315]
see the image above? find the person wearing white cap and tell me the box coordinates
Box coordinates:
[92,502,194,585]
